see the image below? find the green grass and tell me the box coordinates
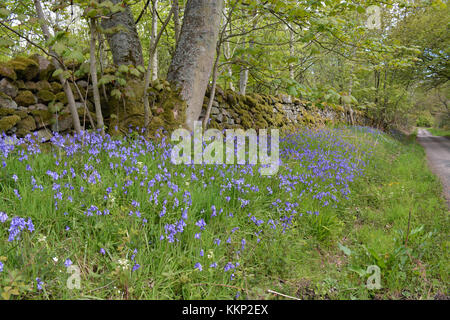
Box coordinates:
[428,127,450,137]
[0,127,448,300]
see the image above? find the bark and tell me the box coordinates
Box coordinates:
[150,0,159,81]
[224,40,235,91]
[144,8,174,128]
[101,0,144,66]
[289,26,295,80]
[90,19,105,135]
[167,0,224,131]
[172,0,181,44]
[33,0,81,134]
[202,53,220,130]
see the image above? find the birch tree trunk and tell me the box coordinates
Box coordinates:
[167,0,224,131]
[33,0,82,134]
[150,0,159,81]
[101,0,144,66]
[89,19,105,135]
[289,26,295,80]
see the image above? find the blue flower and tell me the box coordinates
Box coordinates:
[194,263,203,271]
[132,264,140,272]
[64,259,72,267]
[36,277,43,291]
[0,212,8,223]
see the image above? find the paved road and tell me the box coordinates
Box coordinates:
[416,128,450,208]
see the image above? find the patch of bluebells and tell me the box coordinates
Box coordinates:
[0,127,378,295]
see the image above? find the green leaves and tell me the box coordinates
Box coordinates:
[98,74,116,86]
[0,7,10,18]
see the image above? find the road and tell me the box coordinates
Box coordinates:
[416,128,450,208]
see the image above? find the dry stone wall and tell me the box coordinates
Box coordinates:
[0,54,370,140]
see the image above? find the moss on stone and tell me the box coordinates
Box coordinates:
[15,90,37,106]
[48,102,64,113]
[25,81,38,92]
[37,89,56,103]
[50,82,63,93]
[10,57,40,81]
[17,115,36,132]
[55,92,68,104]
[15,110,28,119]
[0,63,17,81]
[31,109,53,126]
[226,91,237,105]
[0,115,21,131]
[15,80,26,89]
[0,107,14,117]
[36,80,52,91]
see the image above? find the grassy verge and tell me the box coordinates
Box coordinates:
[0,126,448,300]
[427,127,450,137]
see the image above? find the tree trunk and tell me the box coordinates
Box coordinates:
[289,26,295,80]
[33,0,81,134]
[101,0,144,66]
[172,0,181,44]
[144,7,174,128]
[167,0,224,131]
[150,0,159,81]
[89,19,105,135]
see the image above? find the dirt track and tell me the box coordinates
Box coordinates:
[416,129,450,208]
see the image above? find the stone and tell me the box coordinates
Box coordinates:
[0,78,18,98]
[52,113,73,132]
[36,128,53,142]
[10,57,40,81]
[215,113,224,123]
[0,63,17,81]
[15,90,37,107]
[211,106,220,115]
[77,80,88,88]
[50,82,63,93]
[30,54,55,80]
[29,103,48,111]
[0,115,21,132]
[212,100,219,107]
[25,81,38,92]
[36,80,52,91]
[0,93,17,109]
[226,117,235,125]
[32,110,53,129]
[280,94,292,104]
[55,92,68,104]
[37,89,56,103]
[17,115,37,132]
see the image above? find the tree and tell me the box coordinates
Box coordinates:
[167,0,225,131]
[101,0,144,66]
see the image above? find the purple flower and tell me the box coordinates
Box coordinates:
[64,259,72,267]
[8,217,34,241]
[100,248,106,255]
[132,264,140,272]
[0,212,8,223]
[36,277,43,291]
[194,263,203,271]
[195,219,206,230]
[0,261,3,272]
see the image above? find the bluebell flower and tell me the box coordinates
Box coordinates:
[64,259,72,267]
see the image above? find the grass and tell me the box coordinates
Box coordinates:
[0,126,448,300]
[427,127,450,138]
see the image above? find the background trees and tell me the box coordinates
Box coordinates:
[0,0,448,131]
